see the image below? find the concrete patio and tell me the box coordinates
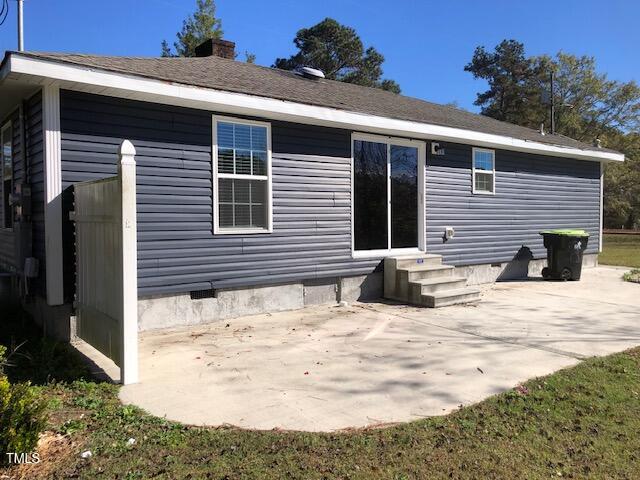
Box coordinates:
[118,266,639,432]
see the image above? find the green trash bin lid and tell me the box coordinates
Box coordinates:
[539,229,590,237]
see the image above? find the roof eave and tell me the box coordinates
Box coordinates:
[0,52,12,83]
[3,52,625,163]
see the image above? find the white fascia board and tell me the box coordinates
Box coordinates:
[599,161,604,253]
[8,54,625,163]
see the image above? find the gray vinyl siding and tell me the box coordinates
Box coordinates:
[26,91,46,293]
[60,90,379,296]
[59,91,601,297]
[425,141,601,264]
[0,93,43,279]
[0,108,22,270]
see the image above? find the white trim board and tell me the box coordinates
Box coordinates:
[42,83,64,306]
[5,54,624,163]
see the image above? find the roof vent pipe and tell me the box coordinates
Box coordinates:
[296,66,325,80]
[18,0,24,51]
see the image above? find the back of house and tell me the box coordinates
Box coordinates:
[0,39,623,336]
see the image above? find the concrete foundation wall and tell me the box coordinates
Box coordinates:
[338,273,384,303]
[10,254,599,335]
[137,273,384,331]
[22,294,76,342]
[458,253,598,286]
[2,274,74,342]
[303,279,338,306]
[0,275,16,308]
[136,254,598,331]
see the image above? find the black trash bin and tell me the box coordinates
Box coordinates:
[540,229,589,281]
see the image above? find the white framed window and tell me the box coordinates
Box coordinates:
[1,122,13,230]
[472,147,495,195]
[212,116,273,234]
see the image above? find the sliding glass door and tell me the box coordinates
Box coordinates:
[353,140,388,250]
[390,144,419,248]
[353,135,424,255]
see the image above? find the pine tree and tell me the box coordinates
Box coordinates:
[161,0,223,58]
[274,18,400,94]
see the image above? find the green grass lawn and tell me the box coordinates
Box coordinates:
[599,234,640,268]
[2,310,640,479]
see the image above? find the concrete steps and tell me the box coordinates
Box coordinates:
[384,254,480,308]
[419,287,481,308]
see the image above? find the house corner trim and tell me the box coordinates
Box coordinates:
[599,161,604,253]
[43,83,64,306]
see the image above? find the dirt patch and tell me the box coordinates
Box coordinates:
[3,432,79,480]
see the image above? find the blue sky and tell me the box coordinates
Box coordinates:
[0,0,638,111]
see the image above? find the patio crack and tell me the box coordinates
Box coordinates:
[356,304,587,360]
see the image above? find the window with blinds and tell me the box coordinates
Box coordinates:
[213,118,272,233]
[472,147,495,194]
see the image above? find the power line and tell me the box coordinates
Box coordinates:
[0,0,9,27]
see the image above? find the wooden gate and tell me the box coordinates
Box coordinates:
[71,140,138,384]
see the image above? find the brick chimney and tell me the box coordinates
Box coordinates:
[195,39,236,59]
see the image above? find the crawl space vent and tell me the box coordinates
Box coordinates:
[190,289,217,300]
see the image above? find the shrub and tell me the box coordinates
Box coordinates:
[623,269,640,283]
[0,376,48,464]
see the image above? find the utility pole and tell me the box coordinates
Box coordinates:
[549,71,555,135]
[17,0,24,51]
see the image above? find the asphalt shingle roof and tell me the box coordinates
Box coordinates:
[11,51,614,154]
